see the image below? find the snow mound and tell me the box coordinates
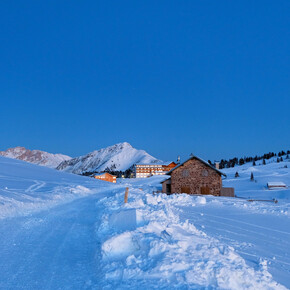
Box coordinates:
[196,196,207,204]
[102,232,140,260]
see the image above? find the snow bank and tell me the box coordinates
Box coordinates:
[95,188,285,289]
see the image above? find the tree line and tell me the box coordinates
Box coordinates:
[209,150,290,169]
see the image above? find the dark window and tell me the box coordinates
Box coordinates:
[182,169,189,177]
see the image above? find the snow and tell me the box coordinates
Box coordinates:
[0,156,108,219]
[57,142,161,174]
[222,157,290,202]
[0,146,71,168]
[267,182,287,188]
[94,185,286,289]
[0,155,289,288]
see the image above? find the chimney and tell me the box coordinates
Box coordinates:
[215,162,220,170]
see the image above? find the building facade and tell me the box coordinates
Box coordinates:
[162,156,226,196]
[134,162,177,178]
[94,172,117,183]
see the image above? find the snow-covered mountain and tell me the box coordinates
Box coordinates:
[0,146,71,168]
[57,142,161,174]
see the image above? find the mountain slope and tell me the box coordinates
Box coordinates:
[57,142,161,174]
[0,146,71,168]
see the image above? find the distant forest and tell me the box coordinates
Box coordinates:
[208,150,290,169]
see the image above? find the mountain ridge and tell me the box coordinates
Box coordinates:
[56,142,161,174]
[0,146,71,168]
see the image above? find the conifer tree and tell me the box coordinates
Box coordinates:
[235,171,239,178]
[263,159,266,165]
[250,172,254,181]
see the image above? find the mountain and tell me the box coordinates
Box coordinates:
[0,146,71,168]
[56,142,161,174]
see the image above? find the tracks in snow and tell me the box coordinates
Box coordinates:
[25,180,46,193]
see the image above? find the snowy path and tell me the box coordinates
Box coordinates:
[178,204,290,288]
[0,192,108,290]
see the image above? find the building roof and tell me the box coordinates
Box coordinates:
[166,154,226,177]
[94,172,116,177]
[135,161,175,166]
[267,182,286,187]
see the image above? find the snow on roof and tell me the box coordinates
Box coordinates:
[93,173,106,177]
[267,182,286,187]
[94,173,116,177]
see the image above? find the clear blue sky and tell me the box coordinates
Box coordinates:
[0,1,289,161]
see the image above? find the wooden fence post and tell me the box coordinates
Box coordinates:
[124,187,129,203]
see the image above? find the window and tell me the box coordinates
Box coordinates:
[182,169,189,177]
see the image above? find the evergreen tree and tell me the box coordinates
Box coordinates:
[235,171,239,178]
[277,158,280,163]
[263,159,266,165]
[253,161,256,166]
[250,172,254,181]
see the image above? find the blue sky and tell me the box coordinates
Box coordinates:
[0,1,289,161]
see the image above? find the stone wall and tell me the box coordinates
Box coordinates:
[171,158,222,196]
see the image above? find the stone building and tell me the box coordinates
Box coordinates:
[161,155,227,196]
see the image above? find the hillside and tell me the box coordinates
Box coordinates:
[57,142,161,174]
[222,156,290,202]
[0,146,71,168]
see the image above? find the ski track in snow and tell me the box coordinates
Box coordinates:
[177,205,290,286]
[25,180,46,193]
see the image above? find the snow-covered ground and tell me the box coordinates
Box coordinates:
[0,156,289,289]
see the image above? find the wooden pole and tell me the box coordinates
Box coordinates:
[124,187,129,203]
